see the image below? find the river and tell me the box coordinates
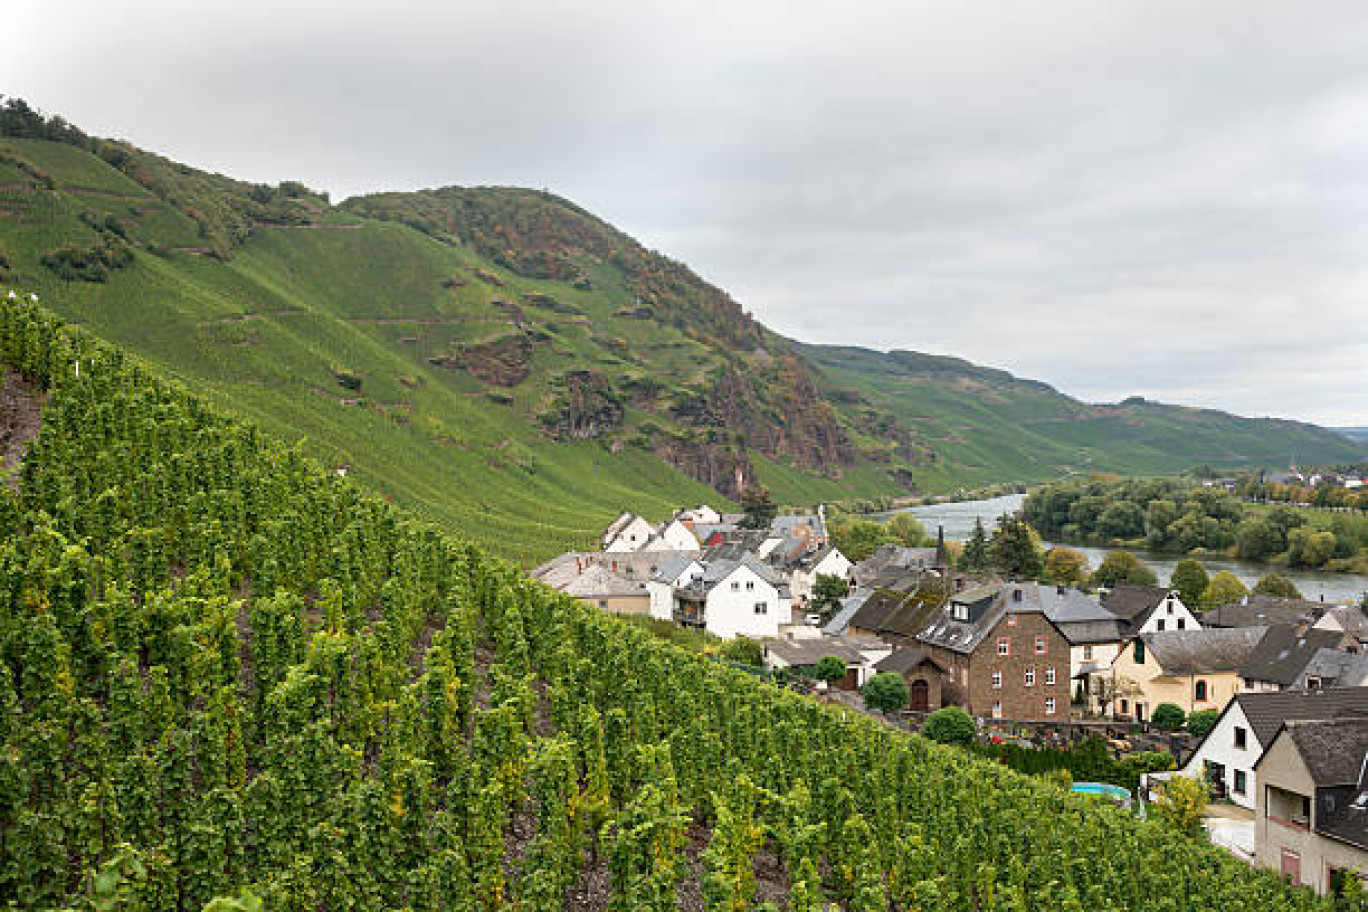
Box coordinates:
[890,494,1368,606]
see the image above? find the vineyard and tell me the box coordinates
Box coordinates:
[0,297,1339,910]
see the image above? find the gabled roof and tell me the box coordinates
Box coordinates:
[1239,625,1350,686]
[1100,584,1175,635]
[693,553,783,593]
[1237,687,1368,748]
[651,553,700,585]
[847,588,942,639]
[1014,583,1123,645]
[823,588,874,635]
[1301,648,1368,690]
[1140,627,1268,674]
[918,583,1067,656]
[601,510,639,541]
[876,646,948,675]
[765,638,868,667]
[1277,717,1368,787]
[1316,605,1368,640]
[1204,595,1328,629]
[551,564,646,599]
[770,513,826,539]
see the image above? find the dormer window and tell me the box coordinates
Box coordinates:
[952,603,968,622]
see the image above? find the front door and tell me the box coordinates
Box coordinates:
[909,679,930,713]
[1281,849,1301,885]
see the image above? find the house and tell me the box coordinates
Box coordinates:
[852,543,945,587]
[762,637,891,690]
[1179,688,1368,811]
[844,585,945,647]
[783,545,854,607]
[769,508,828,549]
[674,553,790,639]
[1025,583,1126,714]
[601,511,656,552]
[1101,585,1201,636]
[1254,717,1368,893]
[916,583,1073,721]
[1110,627,1268,722]
[641,518,701,552]
[1297,649,1368,692]
[678,504,722,525]
[1313,605,1368,646]
[1239,625,1359,693]
[690,522,739,547]
[876,647,951,713]
[531,561,650,614]
[646,554,705,621]
[1206,595,1328,630]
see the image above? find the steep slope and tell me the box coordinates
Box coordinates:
[802,343,1365,486]
[0,98,1360,565]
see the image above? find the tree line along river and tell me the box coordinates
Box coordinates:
[893,494,1368,606]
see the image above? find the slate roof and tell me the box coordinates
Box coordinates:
[1018,583,1124,645]
[1300,649,1368,690]
[601,511,638,541]
[1317,606,1368,640]
[1282,717,1368,787]
[770,514,826,540]
[1236,688,1368,747]
[917,583,1066,656]
[876,646,948,675]
[651,554,700,585]
[549,564,646,599]
[846,588,943,639]
[1141,627,1268,674]
[823,588,874,635]
[1239,626,1350,687]
[683,553,785,596]
[1204,595,1327,629]
[1100,585,1174,635]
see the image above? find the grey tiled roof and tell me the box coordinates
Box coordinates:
[1239,625,1348,686]
[876,646,948,675]
[651,554,699,584]
[1299,649,1368,690]
[765,638,869,667]
[1141,627,1268,674]
[823,589,873,635]
[1236,687,1368,747]
[1204,595,1328,629]
[1281,717,1368,786]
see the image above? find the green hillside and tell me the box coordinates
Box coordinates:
[0,294,1333,911]
[0,98,1360,566]
[802,344,1365,487]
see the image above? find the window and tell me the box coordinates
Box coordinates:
[1234,726,1248,750]
[1083,644,1093,661]
[1156,619,1166,631]
[997,638,1010,657]
[1134,640,1146,664]
[952,603,968,621]
[1307,675,1323,693]
[1234,770,1247,795]
[1121,699,1129,714]
[731,581,740,591]
[1035,635,1047,655]
[746,580,755,591]
[1177,618,1186,630]
[754,602,768,615]
[992,670,1002,689]
[598,599,608,609]
[1167,602,1174,615]
[1045,667,1056,685]
[1045,697,1056,715]
[992,700,1003,719]
[1007,615,1018,627]
[1025,668,1036,687]
[1195,680,1208,702]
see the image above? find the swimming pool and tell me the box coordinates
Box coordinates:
[1072,782,1133,809]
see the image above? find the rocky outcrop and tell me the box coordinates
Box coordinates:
[651,431,756,499]
[431,334,536,387]
[543,370,624,439]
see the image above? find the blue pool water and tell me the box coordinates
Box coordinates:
[1072,782,1133,808]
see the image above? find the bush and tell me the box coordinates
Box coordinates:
[861,672,909,714]
[1151,703,1186,731]
[922,706,976,745]
[813,655,847,684]
[1186,709,1220,738]
[1122,751,1175,774]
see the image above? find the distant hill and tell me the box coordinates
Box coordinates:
[0,97,1361,561]
[1337,427,1368,445]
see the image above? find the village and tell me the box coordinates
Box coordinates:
[534,502,1368,896]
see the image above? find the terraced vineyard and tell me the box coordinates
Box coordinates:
[0,295,1339,910]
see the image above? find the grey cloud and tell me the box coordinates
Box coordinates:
[11,0,1368,424]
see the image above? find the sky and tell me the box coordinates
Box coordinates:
[10,1,1368,425]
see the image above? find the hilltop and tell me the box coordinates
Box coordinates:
[0,97,1360,562]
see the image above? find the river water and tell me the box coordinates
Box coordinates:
[891,494,1368,606]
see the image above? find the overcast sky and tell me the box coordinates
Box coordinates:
[11,1,1368,425]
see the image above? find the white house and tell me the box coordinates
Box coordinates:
[785,545,854,606]
[679,504,722,525]
[602,512,656,552]
[1101,585,1202,636]
[642,519,700,552]
[676,554,790,639]
[1179,689,1368,810]
[646,555,705,621]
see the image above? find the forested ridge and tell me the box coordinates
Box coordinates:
[0,299,1341,910]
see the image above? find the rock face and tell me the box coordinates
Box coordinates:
[651,433,755,499]
[544,371,624,439]
[455,334,535,387]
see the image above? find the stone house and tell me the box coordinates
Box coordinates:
[916,583,1072,721]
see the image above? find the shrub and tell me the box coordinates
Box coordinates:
[1187,709,1221,738]
[1151,703,1186,731]
[922,706,975,746]
[1122,751,1175,774]
[813,656,847,684]
[718,635,763,667]
[861,672,909,714]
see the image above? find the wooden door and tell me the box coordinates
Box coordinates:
[909,679,930,713]
[1281,849,1301,885]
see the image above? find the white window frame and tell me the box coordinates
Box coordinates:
[1035,635,1046,655]
[753,601,768,615]
[1045,667,1055,685]
[1025,667,1035,687]
[1045,697,1056,715]
[997,638,1010,657]
[991,670,1002,689]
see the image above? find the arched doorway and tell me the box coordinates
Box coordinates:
[909,679,930,713]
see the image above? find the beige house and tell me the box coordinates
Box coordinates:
[1110,627,1266,722]
[529,559,651,615]
[1254,718,1368,894]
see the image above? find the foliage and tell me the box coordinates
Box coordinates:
[1252,573,1303,599]
[1090,550,1158,588]
[921,707,975,746]
[739,488,778,529]
[828,515,897,562]
[1121,752,1175,775]
[813,656,848,684]
[885,513,928,547]
[988,515,1044,580]
[1187,710,1221,738]
[1044,546,1089,586]
[719,636,764,667]
[1153,776,1210,839]
[861,673,910,714]
[1170,559,1209,610]
[811,574,850,618]
[961,518,989,572]
[1202,571,1250,612]
[1150,703,1187,731]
